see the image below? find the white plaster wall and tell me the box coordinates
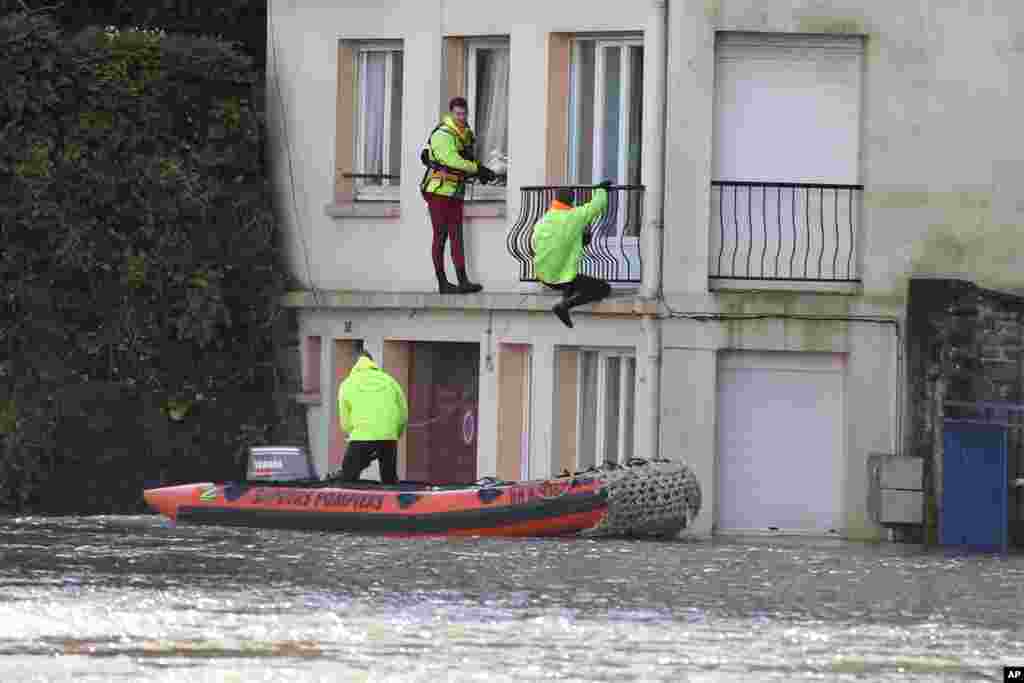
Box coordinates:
[659,309,900,540]
[300,300,898,539]
[843,321,900,539]
[267,1,651,294]
[298,306,650,481]
[660,346,717,537]
[270,1,1024,298]
[664,0,1024,299]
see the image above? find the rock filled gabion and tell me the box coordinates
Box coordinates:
[580,458,702,538]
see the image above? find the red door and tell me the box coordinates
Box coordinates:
[405,342,479,484]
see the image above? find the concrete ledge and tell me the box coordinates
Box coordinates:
[325,202,400,219]
[281,289,659,316]
[709,278,862,296]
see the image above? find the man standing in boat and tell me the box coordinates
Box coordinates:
[531,182,613,328]
[336,350,407,485]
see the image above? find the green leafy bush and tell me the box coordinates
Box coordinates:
[0,11,303,513]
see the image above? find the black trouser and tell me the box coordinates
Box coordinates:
[543,274,611,308]
[339,440,398,485]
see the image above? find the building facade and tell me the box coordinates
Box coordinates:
[266,0,1024,539]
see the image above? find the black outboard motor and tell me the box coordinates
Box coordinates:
[246,446,317,483]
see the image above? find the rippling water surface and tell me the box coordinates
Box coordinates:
[1,515,1022,682]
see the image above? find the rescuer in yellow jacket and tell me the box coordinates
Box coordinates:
[531,183,613,328]
[420,97,496,294]
[337,350,408,484]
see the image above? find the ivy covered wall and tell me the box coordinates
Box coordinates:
[0,10,304,513]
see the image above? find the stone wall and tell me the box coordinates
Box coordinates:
[906,278,1024,546]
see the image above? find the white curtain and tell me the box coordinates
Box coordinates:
[474,47,510,166]
[361,52,386,181]
[388,52,403,183]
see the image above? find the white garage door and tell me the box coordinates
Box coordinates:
[716,351,845,533]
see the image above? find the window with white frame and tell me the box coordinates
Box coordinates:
[354,43,403,200]
[576,349,636,469]
[464,38,509,201]
[568,35,644,268]
[568,37,643,191]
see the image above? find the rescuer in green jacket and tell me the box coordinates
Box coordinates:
[337,350,408,484]
[421,97,496,294]
[531,182,613,328]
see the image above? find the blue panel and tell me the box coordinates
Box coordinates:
[942,422,1008,552]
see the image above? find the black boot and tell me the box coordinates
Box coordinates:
[436,270,458,294]
[552,300,573,328]
[553,289,596,329]
[455,267,483,294]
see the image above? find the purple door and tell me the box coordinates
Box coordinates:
[405,342,479,484]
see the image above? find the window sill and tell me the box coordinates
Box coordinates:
[325,200,504,220]
[325,202,401,219]
[293,392,322,406]
[463,186,508,203]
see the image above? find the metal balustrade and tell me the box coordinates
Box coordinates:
[507,185,645,283]
[710,181,863,282]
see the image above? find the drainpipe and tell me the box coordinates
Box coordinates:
[641,0,667,462]
[641,0,667,300]
[643,314,662,461]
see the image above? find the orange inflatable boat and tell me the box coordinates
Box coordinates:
[144,446,702,538]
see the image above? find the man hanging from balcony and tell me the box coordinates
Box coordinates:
[531,182,613,329]
[420,97,496,294]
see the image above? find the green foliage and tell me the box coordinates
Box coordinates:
[0,0,267,68]
[0,11,302,513]
[0,400,15,435]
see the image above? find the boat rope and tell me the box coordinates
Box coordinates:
[406,403,465,429]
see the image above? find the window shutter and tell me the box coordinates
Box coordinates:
[713,33,864,183]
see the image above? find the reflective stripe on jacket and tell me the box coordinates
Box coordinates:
[421,115,479,198]
[530,189,609,284]
[338,356,408,441]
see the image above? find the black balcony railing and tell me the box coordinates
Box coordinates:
[710,181,863,282]
[507,185,645,283]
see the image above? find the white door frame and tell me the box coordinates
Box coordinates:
[575,348,637,468]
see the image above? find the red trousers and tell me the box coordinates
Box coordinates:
[423,192,465,271]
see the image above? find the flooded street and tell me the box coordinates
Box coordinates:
[1,515,1022,682]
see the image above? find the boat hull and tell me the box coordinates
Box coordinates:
[144,478,609,537]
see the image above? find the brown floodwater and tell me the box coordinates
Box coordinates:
[1,515,1022,681]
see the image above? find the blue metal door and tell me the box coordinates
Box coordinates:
[942,421,1008,552]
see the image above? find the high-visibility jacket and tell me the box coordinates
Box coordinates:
[338,356,408,441]
[530,189,609,284]
[421,115,479,199]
